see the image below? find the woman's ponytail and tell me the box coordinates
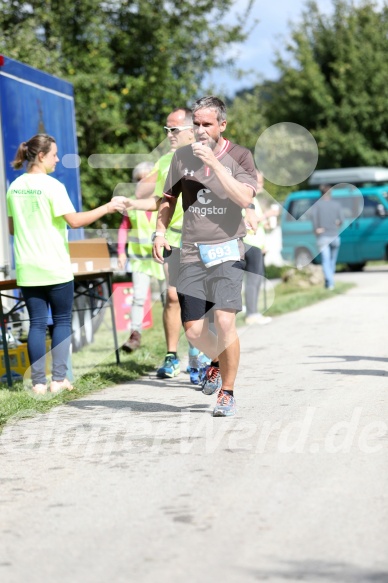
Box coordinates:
[11,134,56,171]
[11,142,29,170]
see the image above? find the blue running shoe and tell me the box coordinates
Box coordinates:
[186,348,210,389]
[213,389,237,417]
[157,353,180,378]
[201,365,222,395]
[188,352,212,385]
[189,367,201,385]
[186,347,208,372]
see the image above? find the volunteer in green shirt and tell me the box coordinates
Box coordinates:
[7,134,125,395]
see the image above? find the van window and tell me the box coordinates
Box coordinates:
[362,195,382,217]
[286,198,316,221]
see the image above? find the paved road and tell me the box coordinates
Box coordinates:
[1,269,387,583]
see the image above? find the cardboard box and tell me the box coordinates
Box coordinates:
[68,238,111,274]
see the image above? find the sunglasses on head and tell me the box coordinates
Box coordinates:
[163,125,192,135]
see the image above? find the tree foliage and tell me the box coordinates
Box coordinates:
[265,0,388,168]
[226,88,267,151]
[0,0,254,212]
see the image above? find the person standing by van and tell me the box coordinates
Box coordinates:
[310,184,344,290]
[7,134,125,395]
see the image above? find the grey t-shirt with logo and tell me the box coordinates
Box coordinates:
[163,140,257,263]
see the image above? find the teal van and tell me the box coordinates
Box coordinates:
[281,180,388,270]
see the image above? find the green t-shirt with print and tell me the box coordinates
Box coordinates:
[7,173,76,286]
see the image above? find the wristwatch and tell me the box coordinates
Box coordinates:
[151,231,166,242]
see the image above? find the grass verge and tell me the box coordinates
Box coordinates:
[262,281,354,317]
[0,280,354,431]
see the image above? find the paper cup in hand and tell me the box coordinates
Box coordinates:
[192,142,203,157]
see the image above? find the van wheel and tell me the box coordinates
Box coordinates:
[295,248,313,269]
[347,262,366,272]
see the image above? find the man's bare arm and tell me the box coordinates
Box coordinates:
[123,196,160,212]
[152,196,178,263]
[135,170,158,199]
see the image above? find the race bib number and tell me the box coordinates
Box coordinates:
[198,239,240,268]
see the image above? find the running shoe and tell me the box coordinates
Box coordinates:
[156,353,180,379]
[189,367,201,385]
[188,352,211,385]
[122,330,141,353]
[201,365,222,395]
[213,389,237,417]
[186,348,210,371]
